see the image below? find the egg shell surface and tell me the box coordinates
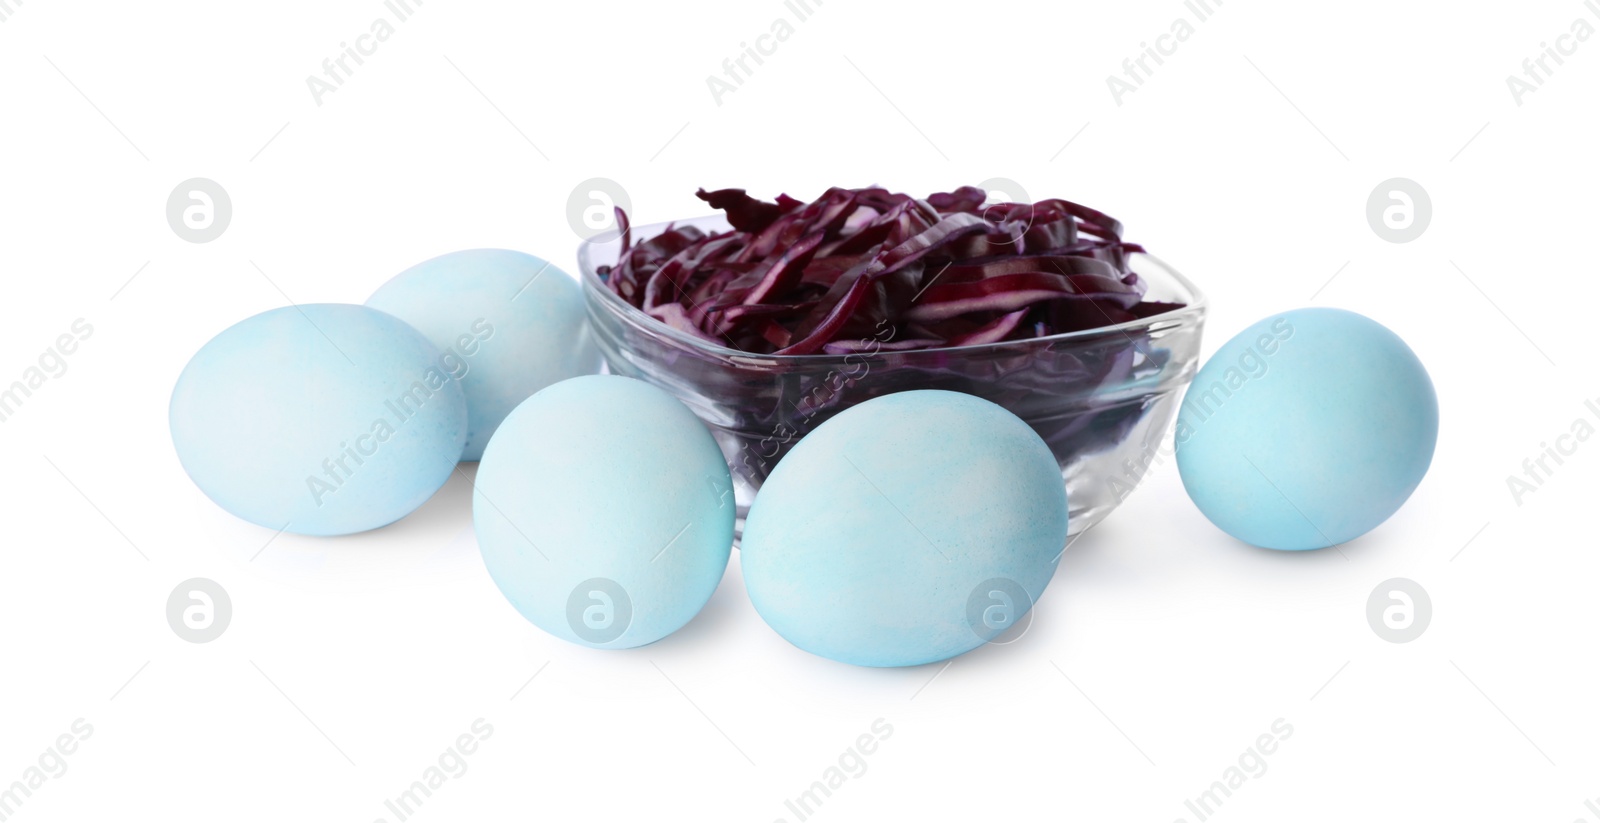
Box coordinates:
[366,249,601,461]
[1174,307,1438,550]
[170,303,468,536]
[473,375,734,649]
[740,389,1068,668]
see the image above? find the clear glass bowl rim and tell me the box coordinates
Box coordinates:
[577,214,1209,364]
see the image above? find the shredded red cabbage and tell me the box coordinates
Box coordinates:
[597,186,1183,355]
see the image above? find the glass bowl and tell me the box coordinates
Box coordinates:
[577,215,1207,538]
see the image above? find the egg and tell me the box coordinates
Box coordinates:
[473,375,734,649]
[366,249,601,461]
[741,390,1068,668]
[1174,307,1438,550]
[170,304,468,536]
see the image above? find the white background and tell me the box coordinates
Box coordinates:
[2,0,1597,820]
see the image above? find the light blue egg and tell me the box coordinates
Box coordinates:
[367,249,601,461]
[170,304,468,536]
[741,390,1068,668]
[1174,307,1438,550]
[473,375,734,649]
